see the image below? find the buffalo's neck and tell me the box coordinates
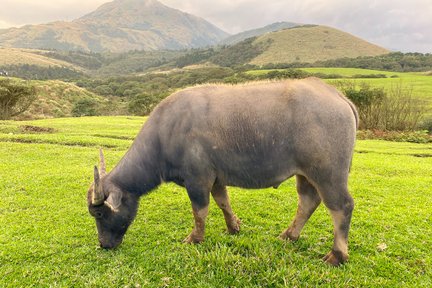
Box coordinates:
[109,129,161,196]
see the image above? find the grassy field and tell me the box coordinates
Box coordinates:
[247,67,432,102]
[1,117,431,287]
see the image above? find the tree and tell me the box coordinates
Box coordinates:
[0,79,37,120]
[128,93,164,116]
[72,98,99,117]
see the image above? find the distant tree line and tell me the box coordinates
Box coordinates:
[260,52,432,72]
[38,49,185,75]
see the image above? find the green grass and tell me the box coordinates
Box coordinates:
[247,67,432,102]
[1,117,431,287]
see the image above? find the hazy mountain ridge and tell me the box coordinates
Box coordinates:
[0,0,229,52]
[220,22,302,45]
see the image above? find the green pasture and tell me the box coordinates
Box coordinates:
[1,117,431,287]
[247,67,432,101]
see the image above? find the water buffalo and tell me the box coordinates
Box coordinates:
[87,77,358,266]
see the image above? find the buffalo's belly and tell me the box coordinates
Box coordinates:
[214,157,297,189]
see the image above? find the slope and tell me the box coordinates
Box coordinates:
[0,48,80,69]
[250,25,389,65]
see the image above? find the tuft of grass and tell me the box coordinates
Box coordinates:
[0,117,431,287]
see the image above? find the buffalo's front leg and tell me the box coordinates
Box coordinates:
[211,181,240,234]
[183,183,211,244]
[280,175,321,241]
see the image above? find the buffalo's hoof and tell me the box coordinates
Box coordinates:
[227,216,241,234]
[182,233,203,244]
[323,250,348,266]
[278,228,299,242]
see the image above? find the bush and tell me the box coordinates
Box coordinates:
[263,69,310,80]
[418,117,432,134]
[0,79,37,120]
[128,93,165,116]
[72,98,99,117]
[335,80,426,131]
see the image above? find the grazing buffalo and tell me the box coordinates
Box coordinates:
[87,78,358,266]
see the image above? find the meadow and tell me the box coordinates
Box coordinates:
[247,67,432,101]
[0,116,431,287]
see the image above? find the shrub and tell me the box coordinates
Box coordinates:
[418,117,432,134]
[128,93,165,116]
[334,80,426,131]
[0,79,37,120]
[72,98,99,117]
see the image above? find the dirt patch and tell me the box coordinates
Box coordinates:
[412,154,432,158]
[93,134,134,140]
[19,125,56,134]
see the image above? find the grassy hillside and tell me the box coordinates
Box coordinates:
[0,48,79,69]
[0,117,431,286]
[1,77,124,120]
[250,25,389,65]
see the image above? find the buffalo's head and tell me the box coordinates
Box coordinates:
[87,149,138,249]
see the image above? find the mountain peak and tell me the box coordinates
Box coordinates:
[0,0,228,52]
[77,0,166,23]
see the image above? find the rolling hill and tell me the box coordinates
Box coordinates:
[2,78,123,120]
[0,0,229,52]
[249,25,389,65]
[0,48,80,69]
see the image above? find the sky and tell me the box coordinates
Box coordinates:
[0,0,431,53]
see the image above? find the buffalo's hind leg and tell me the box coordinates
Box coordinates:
[279,175,321,241]
[183,182,211,244]
[317,182,354,266]
[211,181,241,234]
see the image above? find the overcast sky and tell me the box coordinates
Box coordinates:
[0,0,430,53]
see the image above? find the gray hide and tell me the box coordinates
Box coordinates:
[88,77,358,266]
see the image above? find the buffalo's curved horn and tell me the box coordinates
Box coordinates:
[91,165,104,206]
[99,148,106,176]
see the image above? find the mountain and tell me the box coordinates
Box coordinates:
[0,0,229,52]
[249,25,389,65]
[220,22,301,46]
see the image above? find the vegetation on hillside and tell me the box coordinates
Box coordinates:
[263,52,432,72]
[0,64,83,80]
[0,78,37,120]
[40,49,185,75]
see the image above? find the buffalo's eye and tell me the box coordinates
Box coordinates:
[94,211,103,219]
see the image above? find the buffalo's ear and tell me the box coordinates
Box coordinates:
[105,188,122,212]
